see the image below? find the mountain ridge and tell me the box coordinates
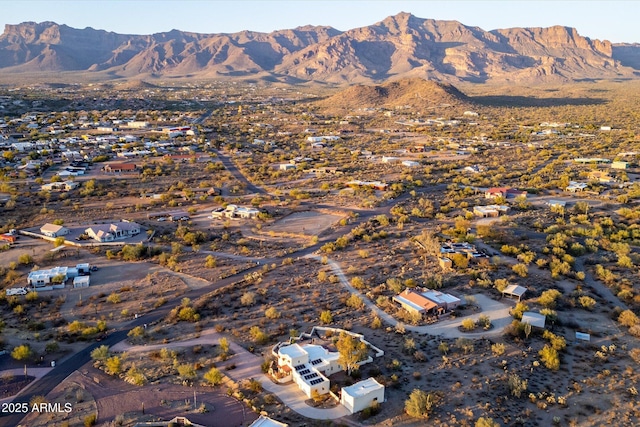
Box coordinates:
[0,13,638,84]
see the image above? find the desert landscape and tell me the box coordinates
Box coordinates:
[0,5,640,427]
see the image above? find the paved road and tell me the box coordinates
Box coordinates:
[214,149,268,195]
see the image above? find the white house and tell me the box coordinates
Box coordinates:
[249,416,288,427]
[402,160,420,167]
[211,205,260,220]
[40,223,70,238]
[341,378,385,414]
[85,221,140,242]
[279,163,296,171]
[276,343,339,398]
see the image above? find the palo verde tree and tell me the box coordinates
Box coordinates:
[336,332,368,376]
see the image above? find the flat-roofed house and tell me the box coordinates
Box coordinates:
[276,343,339,398]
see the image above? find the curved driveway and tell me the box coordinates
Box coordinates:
[113,328,351,420]
[305,255,512,338]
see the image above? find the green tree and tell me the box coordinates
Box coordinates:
[205,255,217,268]
[219,337,230,355]
[538,289,562,308]
[346,294,364,309]
[539,345,560,370]
[249,326,269,345]
[18,254,33,265]
[11,344,32,361]
[54,236,66,247]
[336,332,368,375]
[105,356,122,375]
[461,318,476,331]
[177,364,196,380]
[204,367,223,386]
[405,389,437,418]
[90,345,110,361]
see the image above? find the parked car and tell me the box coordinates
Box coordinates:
[90,266,99,272]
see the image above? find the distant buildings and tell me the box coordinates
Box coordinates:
[473,205,510,218]
[211,205,260,219]
[485,187,527,199]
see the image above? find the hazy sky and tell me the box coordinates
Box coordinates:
[1,1,637,43]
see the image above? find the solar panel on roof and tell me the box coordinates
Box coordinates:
[311,359,322,365]
[310,378,324,385]
[299,369,311,375]
[304,373,319,380]
[294,364,305,371]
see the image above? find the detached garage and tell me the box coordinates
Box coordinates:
[73,276,90,288]
[341,377,385,414]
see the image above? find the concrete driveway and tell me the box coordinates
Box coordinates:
[113,328,351,420]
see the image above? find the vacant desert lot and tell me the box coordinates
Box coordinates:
[265,210,343,236]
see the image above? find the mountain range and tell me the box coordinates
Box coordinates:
[1,12,639,84]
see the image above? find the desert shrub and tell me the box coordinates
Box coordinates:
[204,367,223,385]
[241,292,256,306]
[508,373,528,397]
[512,263,528,277]
[264,307,281,319]
[25,291,38,303]
[177,364,196,380]
[346,294,364,309]
[543,330,566,351]
[538,289,562,308]
[476,417,500,427]
[371,316,382,329]
[578,296,596,310]
[461,318,476,331]
[106,293,121,304]
[491,343,506,356]
[539,345,560,370]
[84,414,97,427]
[511,302,528,320]
[90,345,110,361]
[320,310,333,324]
[178,306,200,322]
[105,356,122,375]
[618,310,640,327]
[250,326,269,345]
[351,276,365,289]
[204,255,217,268]
[125,364,146,385]
[405,389,438,418]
